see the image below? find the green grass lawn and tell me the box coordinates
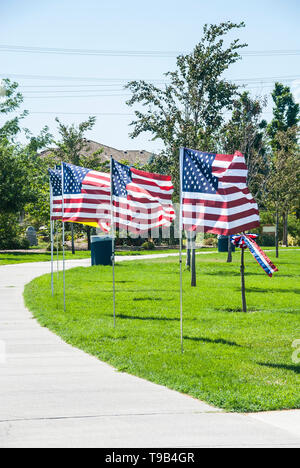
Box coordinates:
[1,246,297,265]
[23,250,300,412]
[0,251,91,265]
[0,248,217,265]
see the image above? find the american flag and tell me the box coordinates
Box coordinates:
[50,163,111,231]
[112,158,175,233]
[181,148,260,235]
[49,167,62,221]
[232,234,278,277]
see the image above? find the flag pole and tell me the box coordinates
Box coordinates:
[56,220,59,281]
[50,181,54,297]
[55,165,60,282]
[179,148,184,353]
[110,156,116,328]
[61,163,66,312]
[240,234,247,313]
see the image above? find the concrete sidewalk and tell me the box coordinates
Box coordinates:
[0,258,299,448]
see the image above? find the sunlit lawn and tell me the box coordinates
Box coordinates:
[0,248,217,265]
[24,250,300,412]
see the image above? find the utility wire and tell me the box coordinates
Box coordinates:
[23,94,132,99]
[4,72,300,84]
[28,110,274,116]
[1,44,300,57]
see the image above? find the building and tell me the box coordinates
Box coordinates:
[40,140,155,166]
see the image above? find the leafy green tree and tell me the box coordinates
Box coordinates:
[52,117,101,167]
[126,21,247,286]
[0,79,52,249]
[126,21,247,198]
[268,83,299,151]
[0,142,34,213]
[0,79,28,143]
[267,83,300,246]
[0,79,52,149]
[264,127,300,256]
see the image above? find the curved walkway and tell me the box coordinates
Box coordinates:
[0,257,299,448]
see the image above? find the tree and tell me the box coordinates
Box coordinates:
[52,117,98,166]
[264,127,300,257]
[0,143,33,214]
[268,83,299,151]
[0,79,28,143]
[126,21,247,285]
[127,22,246,195]
[267,83,300,246]
[0,79,52,249]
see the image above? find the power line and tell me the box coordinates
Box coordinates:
[3,73,169,83]
[22,88,126,94]
[30,112,135,116]
[21,84,126,88]
[4,72,300,84]
[1,44,300,57]
[28,110,274,116]
[23,94,131,99]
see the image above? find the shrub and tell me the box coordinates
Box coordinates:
[0,213,30,250]
[202,237,218,247]
[141,241,155,250]
[46,242,63,252]
[288,234,299,247]
[257,234,275,247]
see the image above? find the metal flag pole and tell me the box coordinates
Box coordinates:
[179,148,184,353]
[56,165,60,281]
[110,156,116,328]
[50,180,54,297]
[61,163,66,311]
[240,233,247,313]
[56,220,59,281]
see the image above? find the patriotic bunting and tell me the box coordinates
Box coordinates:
[232,233,278,277]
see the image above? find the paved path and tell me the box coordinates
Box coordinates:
[0,257,299,448]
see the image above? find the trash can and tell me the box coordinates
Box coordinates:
[91,236,113,266]
[218,235,235,253]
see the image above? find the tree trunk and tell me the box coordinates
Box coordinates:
[186,231,191,270]
[191,233,196,287]
[283,212,288,247]
[227,235,232,263]
[87,226,91,251]
[241,248,247,313]
[275,210,279,258]
[71,224,75,255]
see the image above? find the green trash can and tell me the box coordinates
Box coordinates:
[218,235,235,253]
[91,236,113,266]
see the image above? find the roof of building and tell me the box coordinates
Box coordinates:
[40,140,154,165]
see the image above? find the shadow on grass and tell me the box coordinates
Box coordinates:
[107,314,180,322]
[258,362,300,374]
[223,307,243,313]
[204,270,265,277]
[247,287,300,294]
[184,335,242,347]
[133,297,162,302]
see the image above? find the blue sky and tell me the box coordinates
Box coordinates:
[1,0,299,153]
